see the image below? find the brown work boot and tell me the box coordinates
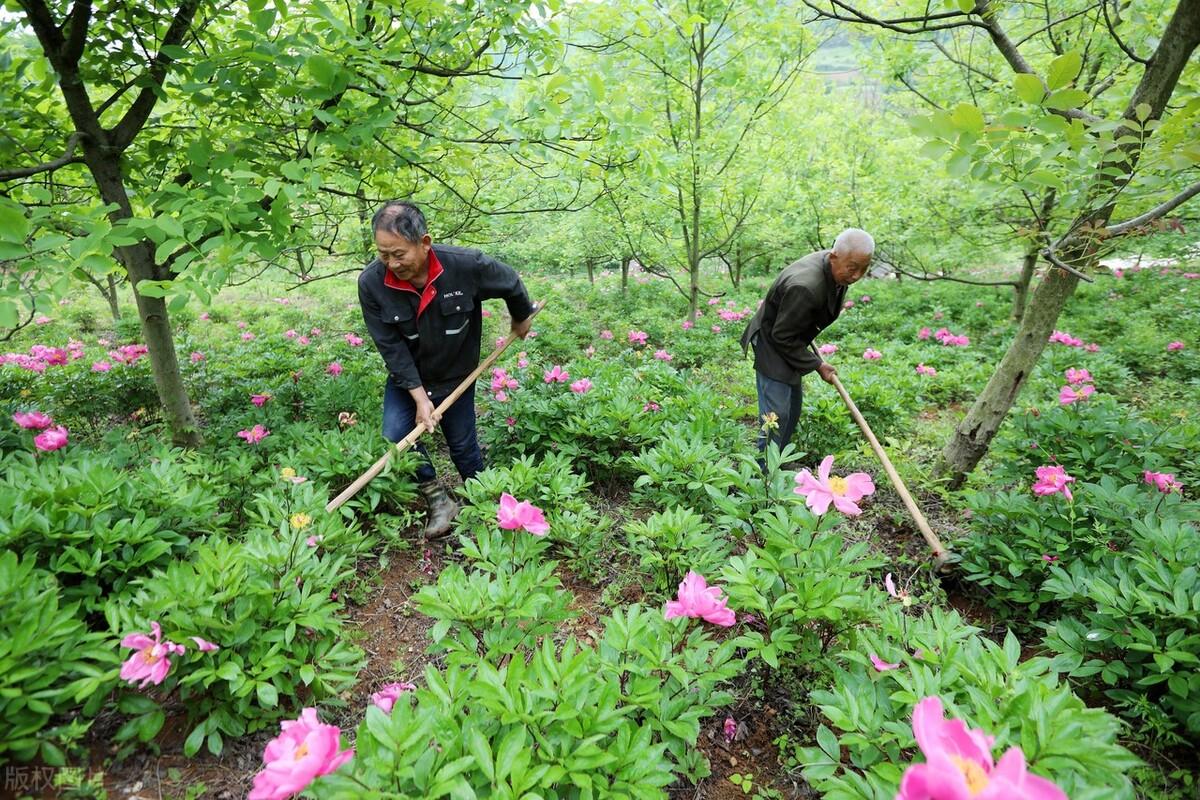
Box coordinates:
[418,481,459,540]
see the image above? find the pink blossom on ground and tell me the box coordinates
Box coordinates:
[237,321,248,329]
[843,300,855,310]
[653,349,673,362]
[870,653,901,672]
[818,343,838,355]
[544,365,570,383]
[861,295,872,303]
[13,411,53,430]
[1144,470,1183,494]
[1084,343,1100,352]
[916,364,937,376]
[570,378,593,394]
[599,330,613,340]
[35,315,52,325]
[1048,330,1083,347]
[723,717,737,743]
[496,493,550,535]
[199,312,210,321]
[310,328,321,337]
[794,456,876,516]
[643,402,661,412]
[190,351,204,363]
[711,325,722,333]
[120,622,185,688]
[34,426,69,452]
[482,309,491,318]
[285,329,298,339]
[1064,368,1092,385]
[628,330,648,345]
[92,361,112,372]
[863,348,882,360]
[190,637,220,652]
[297,336,310,346]
[306,536,320,547]
[241,332,256,341]
[1058,384,1095,405]
[682,320,694,330]
[918,327,931,340]
[707,298,721,306]
[1032,465,1074,501]
[371,682,417,713]
[248,708,354,800]
[664,571,736,627]
[505,416,516,427]
[1042,554,1059,563]
[895,696,1066,800]
[327,362,343,377]
[345,333,363,346]
[585,345,596,358]
[1167,341,1185,351]
[238,425,270,445]
[251,393,271,407]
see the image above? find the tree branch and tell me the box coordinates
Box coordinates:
[1103,180,1200,236]
[0,132,85,180]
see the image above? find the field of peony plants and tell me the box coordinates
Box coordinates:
[1,261,1197,799]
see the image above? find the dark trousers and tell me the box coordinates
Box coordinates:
[382,378,484,483]
[756,371,803,453]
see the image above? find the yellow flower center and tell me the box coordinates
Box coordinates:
[290,513,312,530]
[828,476,848,495]
[280,467,297,479]
[294,741,310,760]
[950,756,990,796]
[141,648,160,665]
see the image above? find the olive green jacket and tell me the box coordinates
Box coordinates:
[740,250,847,385]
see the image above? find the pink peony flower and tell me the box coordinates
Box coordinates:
[895,696,1066,800]
[723,717,737,743]
[371,681,417,713]
[1084,343,1100,352]
[482,309,492,318]
[35,315,52,325]
[863,348,883,360]
[1042,554,1059,563]
[190,636,220,652]
[1032,465,1074,501]
[599,330,613,340]
[1064,368,1092,385]
[1144,470,1182,494]
[241,332,256,341]
[34,425,69,452]
[496,493,549,535]
[711,325,722,333]
[860,295,872,303]
[345,333,363,346]
[643,401,661,412]
[570,378,593,394]
[505,416,516,427]
[327,362,343,377]
[1167,341,1184,351]
[238,425,270,445]
[251,393,271,407]
[884,572,912,606]
[585,345,596,358]
[707,298,721,306]
[664,571,736,627]
[818,343,838,355]
[297,336,310,346]
[870,652,901,672]
[199,312,210,321]
[628,330,648,345]
[918,327,931,340]
[310,328,321,337]
[843,300,855,310]
[682,320,694,330]
[916,364,937,376]
[285,329,298,339]
[190,351,204,363]
[92,360,112,372]
[653,349,673,362]
[248,708,354,800]
[544,365,570,383]
[1058,384,1095,405]
[12,411,53,430]
[794,456,875,516]
[120,622,185,688]
[237,321,248,329]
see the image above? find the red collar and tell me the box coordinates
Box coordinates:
[383,249,443,318]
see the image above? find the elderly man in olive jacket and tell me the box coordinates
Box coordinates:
[741,228,874,453]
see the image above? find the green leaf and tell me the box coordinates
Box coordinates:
[816,724,840,761]
[465,726,494,782]
[1044,89,1090,111]
[1014,73,1045,105]
[1046,52,1082,90]
[257,682,279,708]
[183,723,206,757]
[306,55,338,87]
[0,199,30,242]
[951,103,985,133]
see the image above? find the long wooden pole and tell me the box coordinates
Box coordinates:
[325,300,547,513]
[828,373,953,569]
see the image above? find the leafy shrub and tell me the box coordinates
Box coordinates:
[625,507,733,594]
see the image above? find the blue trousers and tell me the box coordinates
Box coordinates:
[382,378,484,483]
[756,371,803,453]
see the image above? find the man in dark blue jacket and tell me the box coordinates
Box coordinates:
[358,201,534,538]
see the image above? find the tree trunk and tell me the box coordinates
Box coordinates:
[1013,190,1056,321]
[621,257,630,293]
[937,263,1079,486]
[105,273,121,322]
[586,258,594,285]
[936,0,1200,487]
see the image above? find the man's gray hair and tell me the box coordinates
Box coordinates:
[372,201,427,243]
[833,228,875,257]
